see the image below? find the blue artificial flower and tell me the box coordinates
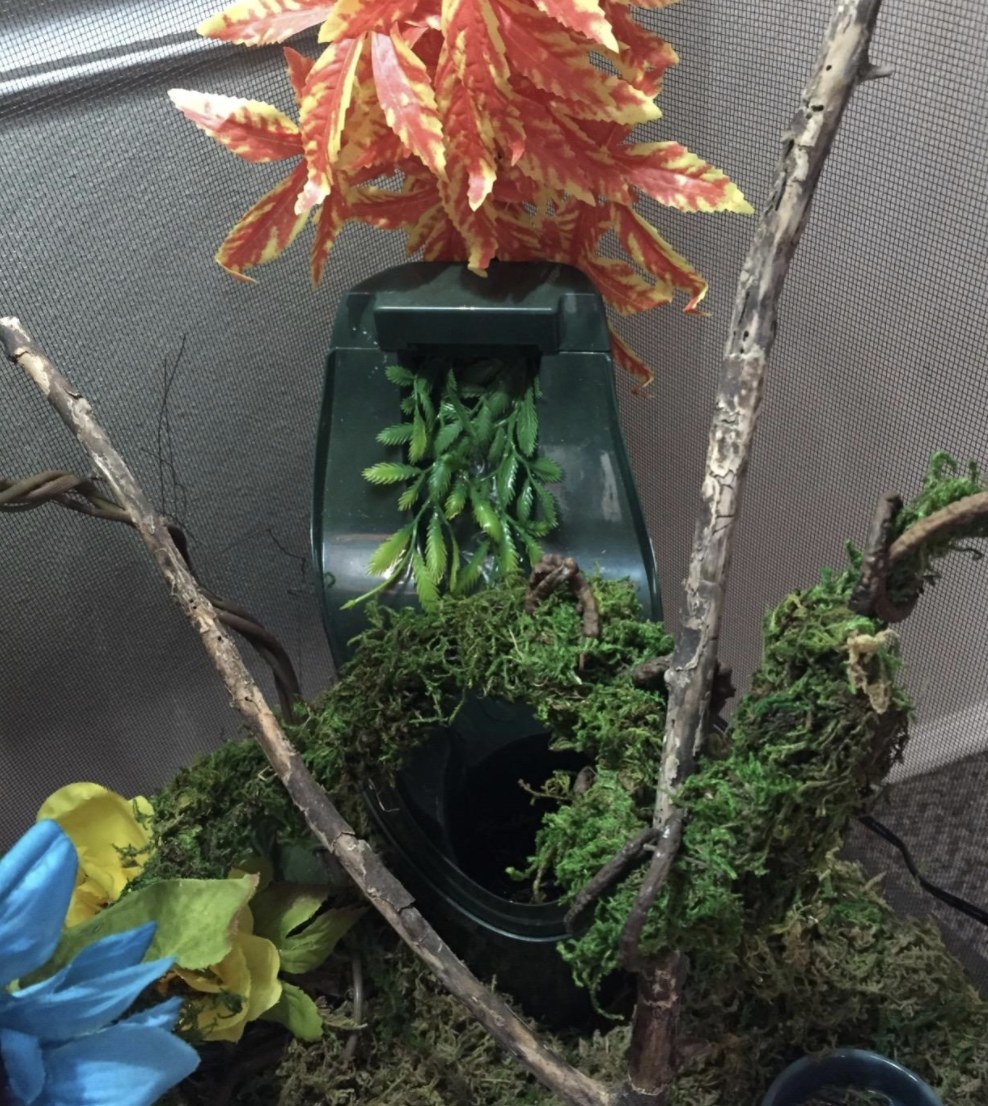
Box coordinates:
[0,819,199,1106]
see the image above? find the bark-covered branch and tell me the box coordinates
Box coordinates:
[0,317,612,1106]
[852,490,988,622]
[620,1,892,1101]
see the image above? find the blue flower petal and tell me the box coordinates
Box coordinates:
[34,1021,199,1106]
[0,822,76,988]
[3,957,176,1043]
[0,1024,46,1105]
[116,997,182,1033]
[56,925,157,987]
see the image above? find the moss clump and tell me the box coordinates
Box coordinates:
[149,452,988,1106]
[140,576,672,887]
[668,858,988,1105]
[523,454,988,997]
[162,860,988,1106]
[521,563,910,994]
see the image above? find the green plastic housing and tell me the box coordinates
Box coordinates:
[311,262,661,1015]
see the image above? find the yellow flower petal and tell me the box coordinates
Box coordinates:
[240,930,282,1022]
[172,906,282,1043]
[38,783,152,921]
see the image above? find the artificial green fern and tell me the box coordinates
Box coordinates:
[349,360,562,607]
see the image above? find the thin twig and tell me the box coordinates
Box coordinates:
[1,317,611,1106]
[849,494,902,616]
[639,0,892,941]
[564,827,660,936]
[849,490,988,623]
[342,951,365,1065]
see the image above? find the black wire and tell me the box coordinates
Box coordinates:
[857,813,988,928]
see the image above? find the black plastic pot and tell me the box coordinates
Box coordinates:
[312,261,660,1020]
[761,1049,943,1106]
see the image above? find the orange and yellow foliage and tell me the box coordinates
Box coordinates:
[170,0,750,383]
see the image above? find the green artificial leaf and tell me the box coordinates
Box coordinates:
[448,533,461,593]
[455,540,490,594]
[529,456,563,483]
[376,423,414,446]
[471,492,504,545]
[362,462,420,486]
[486,425,506,467]
[428,458,452,502]
[278,906,366,975]
[495,454,518,503]
[516,480,534,523]
[488,388,511,417]
[42,875,257,976]
[397,478,424,512]
[384,364,414,387]
[516,391,538,455]
[412,548,439,607]
[446,386,478,444]
[434,421,461,454]
[261,981,325,1041]
[410,410,429,463]
[474,402,494,451]
[521,533,543,566]
[233,855,274,891]
[534,483,559,528]
[413,375,435,428]
[278,844,333,886]
[425,510,448,583]
[250,882,328,946]
[444,477,469,520]
[527,519,555,538]
[498,531,520,578]
[367,525,413,576]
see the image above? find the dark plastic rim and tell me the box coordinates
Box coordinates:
[761,1048,943,1106]
[363,776,570,942]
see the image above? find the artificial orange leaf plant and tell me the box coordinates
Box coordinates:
[170,0,750,385]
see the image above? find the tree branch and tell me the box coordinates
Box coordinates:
[0,317,612,1106]
[621,0,892,1099]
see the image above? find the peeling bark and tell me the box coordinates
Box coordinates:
[1,317,612,1106]
[620,1,892,1100]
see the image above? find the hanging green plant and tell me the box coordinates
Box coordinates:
[349,357,563,607]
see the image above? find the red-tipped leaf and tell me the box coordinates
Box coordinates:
[531,0,617,51]
[283,45,315,100]
[216,162,309,278]
[609,327,654,386]
[371,31,446,177]
[496,0,657,125]
[623,141,754,213]
[198,0,334,45]
[297,35,365,212]
[610,203,708,311]
[310,186,352,282]
[168,90,301,161]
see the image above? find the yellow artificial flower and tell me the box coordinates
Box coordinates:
[171,904,282,1043]
[37,782,153,925]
